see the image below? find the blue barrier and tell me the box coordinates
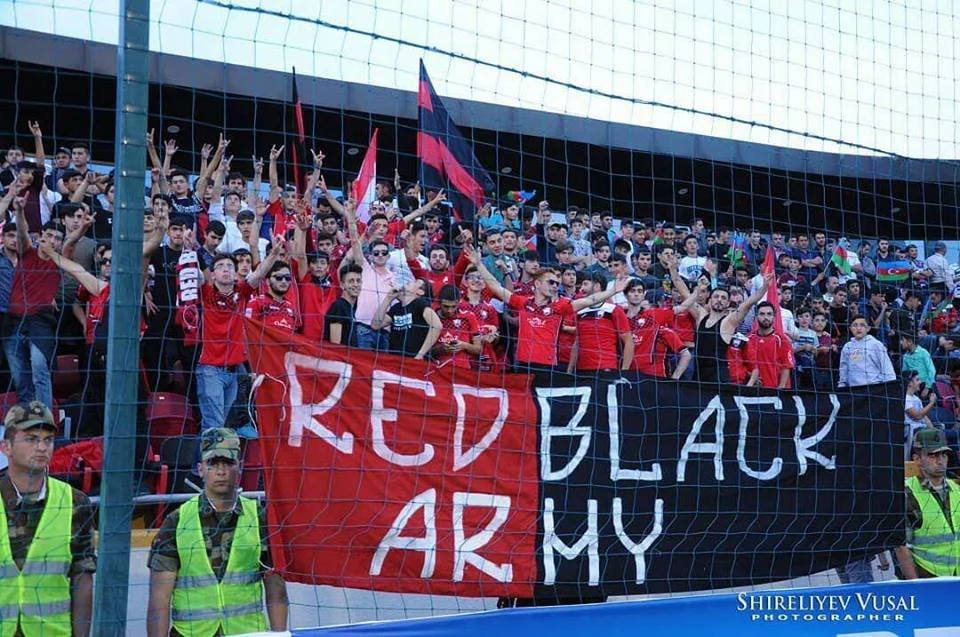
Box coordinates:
[297,579,959,637]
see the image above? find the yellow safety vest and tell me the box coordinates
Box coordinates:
[0,477,74,637]
[906,476,960,577]
[172,495,266,636]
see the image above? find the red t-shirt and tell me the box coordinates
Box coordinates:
[199,280,255,367]
[436,311,481,369]
[76,284,110,345]
[671,309,696,345]
[556,312,578,366]
[459,299,502,371]
[628,312,685,377]
[246,293,301,333]
[8,246,60,316]
[743,332,795,388]
[575,303,631,370]
[299,272,338,340]
[507,294,574,366]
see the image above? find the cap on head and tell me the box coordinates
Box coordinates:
[913,428,951,454]
[4,401,56,432]
[200,427,241,462]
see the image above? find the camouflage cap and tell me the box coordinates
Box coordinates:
[200,427,241,462]
[3,401,56,432]
[913,428,951,454]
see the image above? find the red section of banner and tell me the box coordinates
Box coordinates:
[246,320,539,597]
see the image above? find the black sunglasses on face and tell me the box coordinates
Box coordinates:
[272,275,292,281]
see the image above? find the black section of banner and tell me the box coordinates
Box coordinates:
[532,373,904,597]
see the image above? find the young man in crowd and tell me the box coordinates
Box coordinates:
[246,261,301,334]
[571,272,634,372]
[623,279,692,379]
[743,301,795,389]
[3,194,64,408]
[466,244,628,370]
[900,331,936,387]
[684,268,773,383]
[459,265,503,371]
[324,263,362,347]
[838,316,897,388]
[433,285,483,371]
[369,279,442,360]
[195,238,283,433]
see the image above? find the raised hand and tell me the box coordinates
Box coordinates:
[430,189,446,205]
[164,139,178,156]
[28,120,42,138]
[310,148,325,169]
[252,156,264,176]
[462,242,480,266]
[217,133,231,153]
[221,155,234,172]
[538,200,550,211]
[147,128,155,146]
[317,174,328,194]
[201,143,214,161]
[269,144,284,161]
[150,167,160,184]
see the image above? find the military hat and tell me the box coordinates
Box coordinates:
[200,427,241,462]
[913,428,951,454]
[3,401,56,432]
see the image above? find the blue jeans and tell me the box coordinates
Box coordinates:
[3,313,56,409]
[837,556,875,584]
[355,323,387,351]
[196,364,244,431]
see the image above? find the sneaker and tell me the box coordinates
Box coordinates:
[234,424,259,440]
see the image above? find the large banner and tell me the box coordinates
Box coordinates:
[247,321,903,598]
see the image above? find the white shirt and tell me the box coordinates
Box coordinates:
[678,255,707,282]
[904,394,925,428]
[926,252,951,284]
[386,249,429,288]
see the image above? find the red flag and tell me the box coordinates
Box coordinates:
[351,129,379,222]
[759,246,785,336]
[245,319,539,596]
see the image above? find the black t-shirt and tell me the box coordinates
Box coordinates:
[170,192,203,225]
[387,297,431,357]
[148,245,184,313]
[324,297,358,347]
[88,200,113,244]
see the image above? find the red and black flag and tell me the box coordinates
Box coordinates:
[417,60,494,221]
[289,68,310,195]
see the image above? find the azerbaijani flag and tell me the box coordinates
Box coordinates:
[652,228,665,247]
[726,232,746,267]
[830,238,852,275]
[876,259,912,283]
[505,190,536,204]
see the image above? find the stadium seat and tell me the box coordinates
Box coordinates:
[146,392,197,450]
[936,381,957,410]
[159,436,199,494]
[52,354,82,400]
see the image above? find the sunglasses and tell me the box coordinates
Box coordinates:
[371,250,389,257]
[272,274,292,282]
[544,280,561,286]
[101,257,112,264]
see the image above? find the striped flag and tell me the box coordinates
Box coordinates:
[727,232,746,268]
[830,238,852,275]
[417,61,495,221]
[352,129,379,223]
[289,68,309,195]
[876,259,912,283]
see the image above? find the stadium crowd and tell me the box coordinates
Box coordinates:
[1,127,960,465]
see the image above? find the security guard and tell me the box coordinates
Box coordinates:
[895,428,960,578]
[146,427,287,636]
[0,401,96,637]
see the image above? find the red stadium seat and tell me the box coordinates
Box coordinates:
[936,381,956,411]
[146,392,197,449]
[52,354,82,400]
